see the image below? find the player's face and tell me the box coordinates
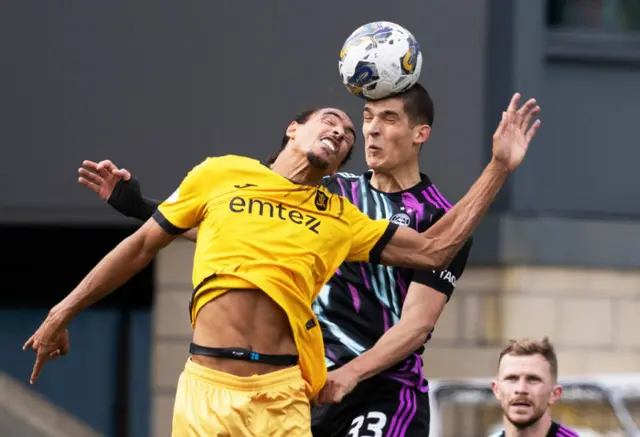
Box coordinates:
[491,354,562,429]
[287,108,356,173]
[362,98,430,172]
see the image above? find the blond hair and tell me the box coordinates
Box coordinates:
[498,337,558,380]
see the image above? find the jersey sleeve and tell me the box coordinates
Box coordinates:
[152,158,218,234]
[411,237,473,300]
[411,208,474,300]
[343,200,399,264]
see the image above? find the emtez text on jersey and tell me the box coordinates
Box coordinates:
[229,197,321,234]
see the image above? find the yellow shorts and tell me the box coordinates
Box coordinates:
[172,359,312,437]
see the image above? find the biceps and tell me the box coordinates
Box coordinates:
[379,226,439,269]
[182,227,198,242]
[138,217,179,253]
[402,282,448,327]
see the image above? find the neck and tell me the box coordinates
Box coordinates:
[370,161,421,193]
[270,151,325,185]
[504,415,552,437]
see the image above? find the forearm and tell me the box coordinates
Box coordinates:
[341,319,430,383]
[51,234,157,322]
[422,159,508,267]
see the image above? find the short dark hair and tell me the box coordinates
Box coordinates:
[498,337,559,381]
[266,108,354,168]
[393,82,435,127]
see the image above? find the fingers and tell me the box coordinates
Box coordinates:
[521,105,541,132]
[515,98,537,128]
[506,93,520,115]
[78,167,104,185]
[22,335,35,351]
[525,119,542,144]
[96,160,118,177]
[493,112,508,139]
[30,355,46,385]
[113,168,132,181]
[81,160,100,171]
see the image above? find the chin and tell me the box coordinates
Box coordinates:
[365,158,387,171]
[506,412,542,430]
[307,151,330,170]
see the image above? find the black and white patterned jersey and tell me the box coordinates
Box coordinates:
[315,171,473,391]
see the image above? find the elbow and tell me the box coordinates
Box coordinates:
[398,311,435,349]
[416,323,434,345]
[402,316,434,347]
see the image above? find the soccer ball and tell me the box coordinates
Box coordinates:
[339,21,423,100]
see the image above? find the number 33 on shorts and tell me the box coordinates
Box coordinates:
[348,411,387,437]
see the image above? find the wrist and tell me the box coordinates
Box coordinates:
[49,303,75,327]
[343,357,372,384]
[488,157,511,175]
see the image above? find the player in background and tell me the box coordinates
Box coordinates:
[79,86,531,436]
[490,338,579,437]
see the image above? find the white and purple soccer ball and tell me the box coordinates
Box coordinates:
[339,21,423,100]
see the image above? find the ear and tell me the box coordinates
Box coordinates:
[414,124,431,145]
[549,384,563,406]
[286,121,298,142]
[491,380,501,401]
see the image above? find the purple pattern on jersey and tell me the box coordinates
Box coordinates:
[556,425,579,437]
[400,192,425,230]
[359,263,372,291]
[396,273,409,300]
[383,353,429,393]
[386,385,417,437]
[316,172,458,391]
[335,267,360,313]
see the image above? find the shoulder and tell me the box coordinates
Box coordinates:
[553,422,580,437]
[323,171,364,185]
[207,154,261,168]
[194,155,264,174]
[322,171,365,195]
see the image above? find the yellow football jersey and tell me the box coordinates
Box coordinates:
[154,155,397,398]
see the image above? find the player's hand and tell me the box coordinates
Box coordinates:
[78,160,131,201]
[314,367,360,405]
[22,313,70,385]
[492,93,541,172]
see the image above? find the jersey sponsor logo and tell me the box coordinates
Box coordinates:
[389,212,411,227]
[229,196,321,234]
[434,269,457,287]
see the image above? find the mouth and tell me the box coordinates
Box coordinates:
[320,137,338,154]
[510,400,532,408]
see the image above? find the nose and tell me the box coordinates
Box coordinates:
[364,118,380,136]
[332,125,345,142]
[514,380,529,394]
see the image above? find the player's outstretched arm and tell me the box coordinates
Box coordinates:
[380,93,540,270]
[23,218,175,384]
[78,160,198,242]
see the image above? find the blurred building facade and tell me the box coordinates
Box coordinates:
[2,1,640,436]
